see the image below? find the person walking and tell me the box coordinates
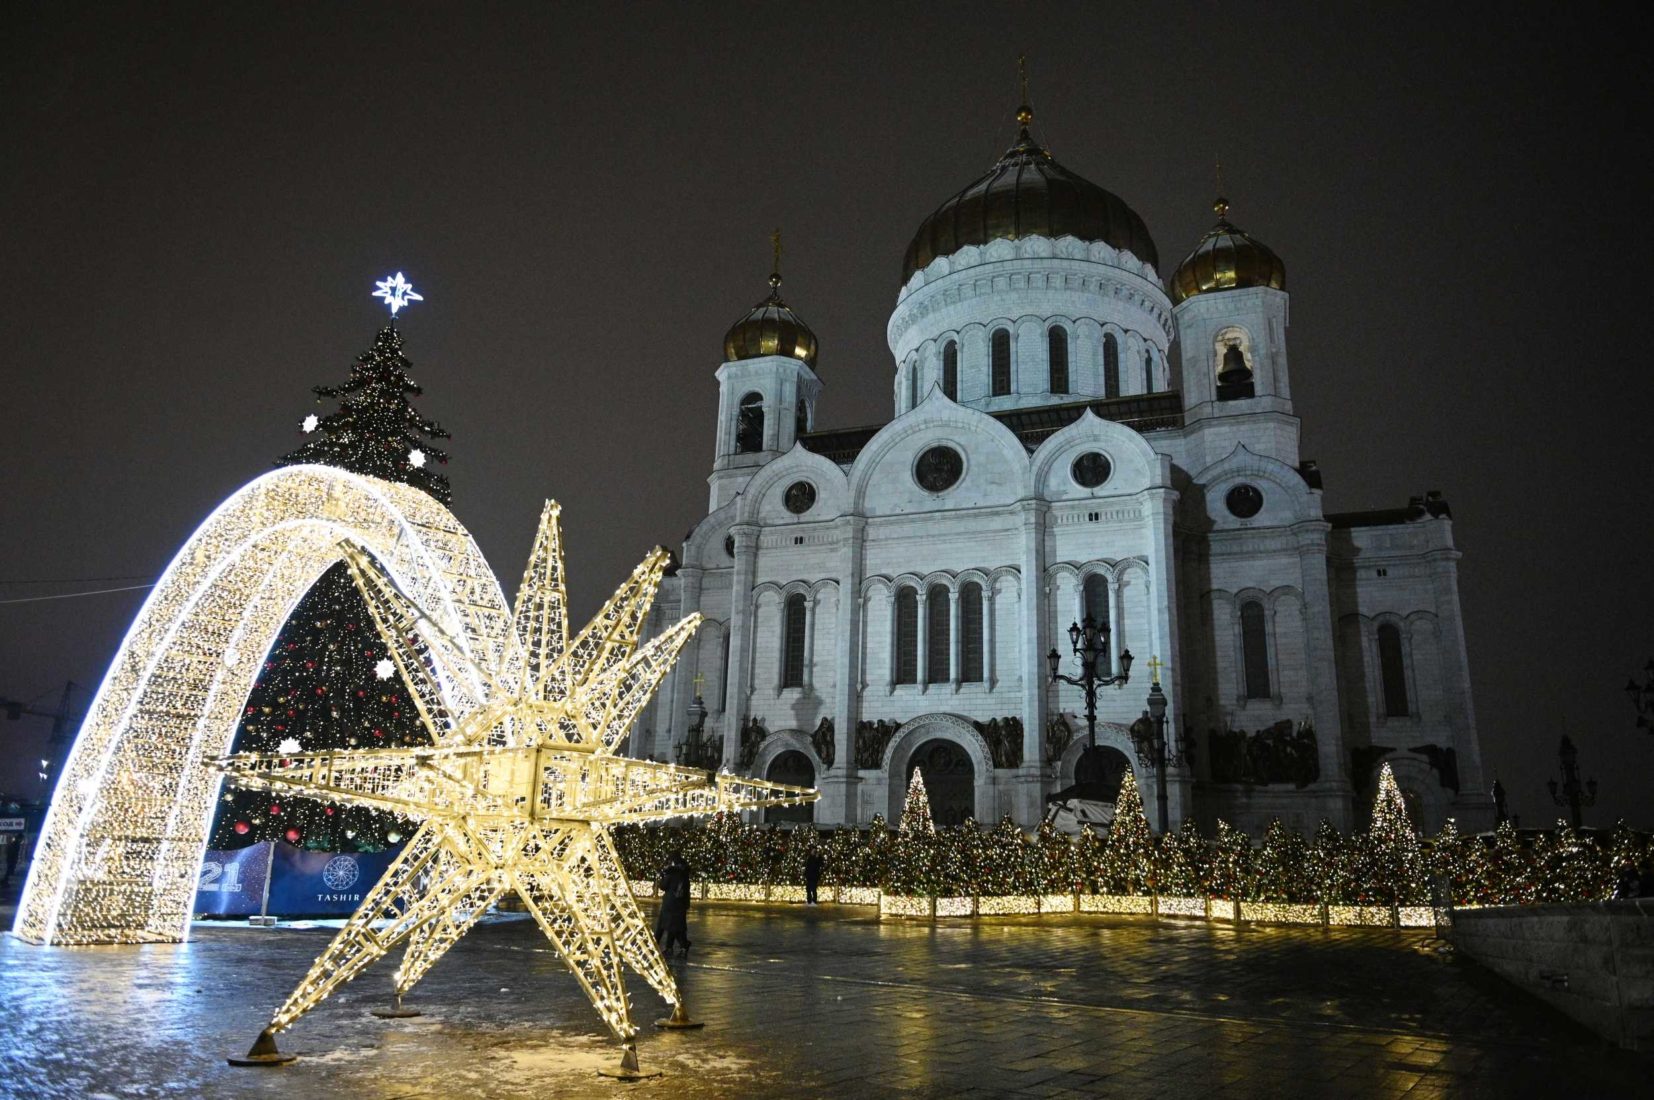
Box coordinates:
[803,850,824,905]
[655,854,692,957]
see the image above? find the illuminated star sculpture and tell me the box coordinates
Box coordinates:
[371,271,424,316]
[220,502,816,1072]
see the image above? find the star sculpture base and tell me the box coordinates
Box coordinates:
[370,994,422,1019]
[595,1042,662,1079]
[218,503,817,1074]
[655,1000,705,1029]
[226,1028,298,1067]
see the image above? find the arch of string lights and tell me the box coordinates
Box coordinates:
[17,465,505,946]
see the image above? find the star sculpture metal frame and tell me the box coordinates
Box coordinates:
[219,502,816,1071]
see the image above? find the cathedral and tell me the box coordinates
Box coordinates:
[635,95,1491,836]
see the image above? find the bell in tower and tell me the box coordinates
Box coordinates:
[1216,342,1255,401]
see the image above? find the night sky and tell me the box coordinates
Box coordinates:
[2,3,1647,827]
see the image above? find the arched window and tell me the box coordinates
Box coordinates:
[782,593,807,688]
[1240,600,1271,699]
[1103,333,1120,398]
[926,583,950,683]
[719,631,731,710]
[959,581,984,683]
[991,329,1011,395]
[1048,326,1069,394]
[1143,351,1155,393]
[795,398,809,437]
[942,340,958,401]
[1377,623,1410,717]
[735,392,764,453]
[908,360,920,408]
[894,587,918,684]
[1083,573,1112,674]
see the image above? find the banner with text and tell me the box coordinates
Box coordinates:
[265,842,405,916]
[194,842,274,917]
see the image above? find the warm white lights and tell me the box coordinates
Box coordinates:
[372,271,424,316]
[218,501,815,1047]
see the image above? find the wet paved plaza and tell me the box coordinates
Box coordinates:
[0,898,1643,1098]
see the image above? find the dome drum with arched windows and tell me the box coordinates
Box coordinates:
[1169,198,1286,304]
[723,272,818,368]
[900,103,1159,285]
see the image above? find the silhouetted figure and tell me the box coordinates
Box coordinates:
[1615,864,1641,900]
[655,854,692,957]
[803,852,824,905]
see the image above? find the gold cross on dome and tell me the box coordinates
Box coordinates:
[691,671,706,695]
[1146,655,1167,685]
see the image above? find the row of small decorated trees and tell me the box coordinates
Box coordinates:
[612,765,1646,907]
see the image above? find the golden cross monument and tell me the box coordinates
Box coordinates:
[1146,655,1167,686]
[219,502,816,1076]
[691,671,706,696]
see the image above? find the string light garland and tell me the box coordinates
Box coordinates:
[218,502,816,1067]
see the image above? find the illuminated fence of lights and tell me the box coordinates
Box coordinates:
[642,880,1452,928]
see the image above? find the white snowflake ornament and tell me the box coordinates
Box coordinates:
[277,738,302,755]
[302,414,319,434]
[375,658,395,680]
[409,449,426,469]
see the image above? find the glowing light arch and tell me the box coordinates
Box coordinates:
[16,465,513,945]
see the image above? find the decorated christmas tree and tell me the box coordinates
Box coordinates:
[900,767,935,834]
[1253,819,1313,902]
[1153,821,1204,897]
[1099,770,1154,894]
[209,278,446,851]
[1206,820,1253,900]
[1358,763,1428,904]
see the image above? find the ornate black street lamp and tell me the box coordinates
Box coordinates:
[1128,666,1192,834]
[1546,734,1597,829]
[1047,616,1133,750]
[1626,658,1654,733]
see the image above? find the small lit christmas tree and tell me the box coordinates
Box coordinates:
[1207,820,1253,900]
[1360,763,1428,904]
[1153,821,1203,896]
[900,767,935,834]
[1253,819,1312,902]
[1100,770,1154,894]
[1310,818,1353,904]
[1485,820,1536,905]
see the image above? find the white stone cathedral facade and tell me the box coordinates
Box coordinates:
[634,101,1491,836]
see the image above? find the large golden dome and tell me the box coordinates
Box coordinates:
[723,271,818,368]
[901,103,1159,284]
[1169,198,1286,304]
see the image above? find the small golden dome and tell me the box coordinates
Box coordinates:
[723,270,818,367]
[1169,197,1286,304]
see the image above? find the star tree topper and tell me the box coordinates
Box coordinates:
[372,271,424,316]
[219,502,815,1064]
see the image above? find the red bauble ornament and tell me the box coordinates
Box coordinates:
[324,806,335,816]
[234,820,250,835]
[270,804,281,815]
[285,828,301,844]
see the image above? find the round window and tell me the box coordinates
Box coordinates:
[1226,484,1264,519]
[1070,452,1112,489]
[783,481,816,515]
[914,445,964,492]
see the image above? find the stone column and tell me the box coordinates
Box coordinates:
[667,566,704,760]
[826,516,866,823]
[1294,520,1353,826]
[1016,500,1050,825]
[722,525,760,769]
[916,585,930,688]
[1428,545,1491,820]
[1146,485,1192,830]
[984,584,998,690]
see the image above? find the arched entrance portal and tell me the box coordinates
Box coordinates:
[1074,745,1133,804]
[908,739,974,827]
[765,750,815,823]
[16,466,509,945]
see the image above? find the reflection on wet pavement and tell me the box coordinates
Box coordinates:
[1,901,1642,1098]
